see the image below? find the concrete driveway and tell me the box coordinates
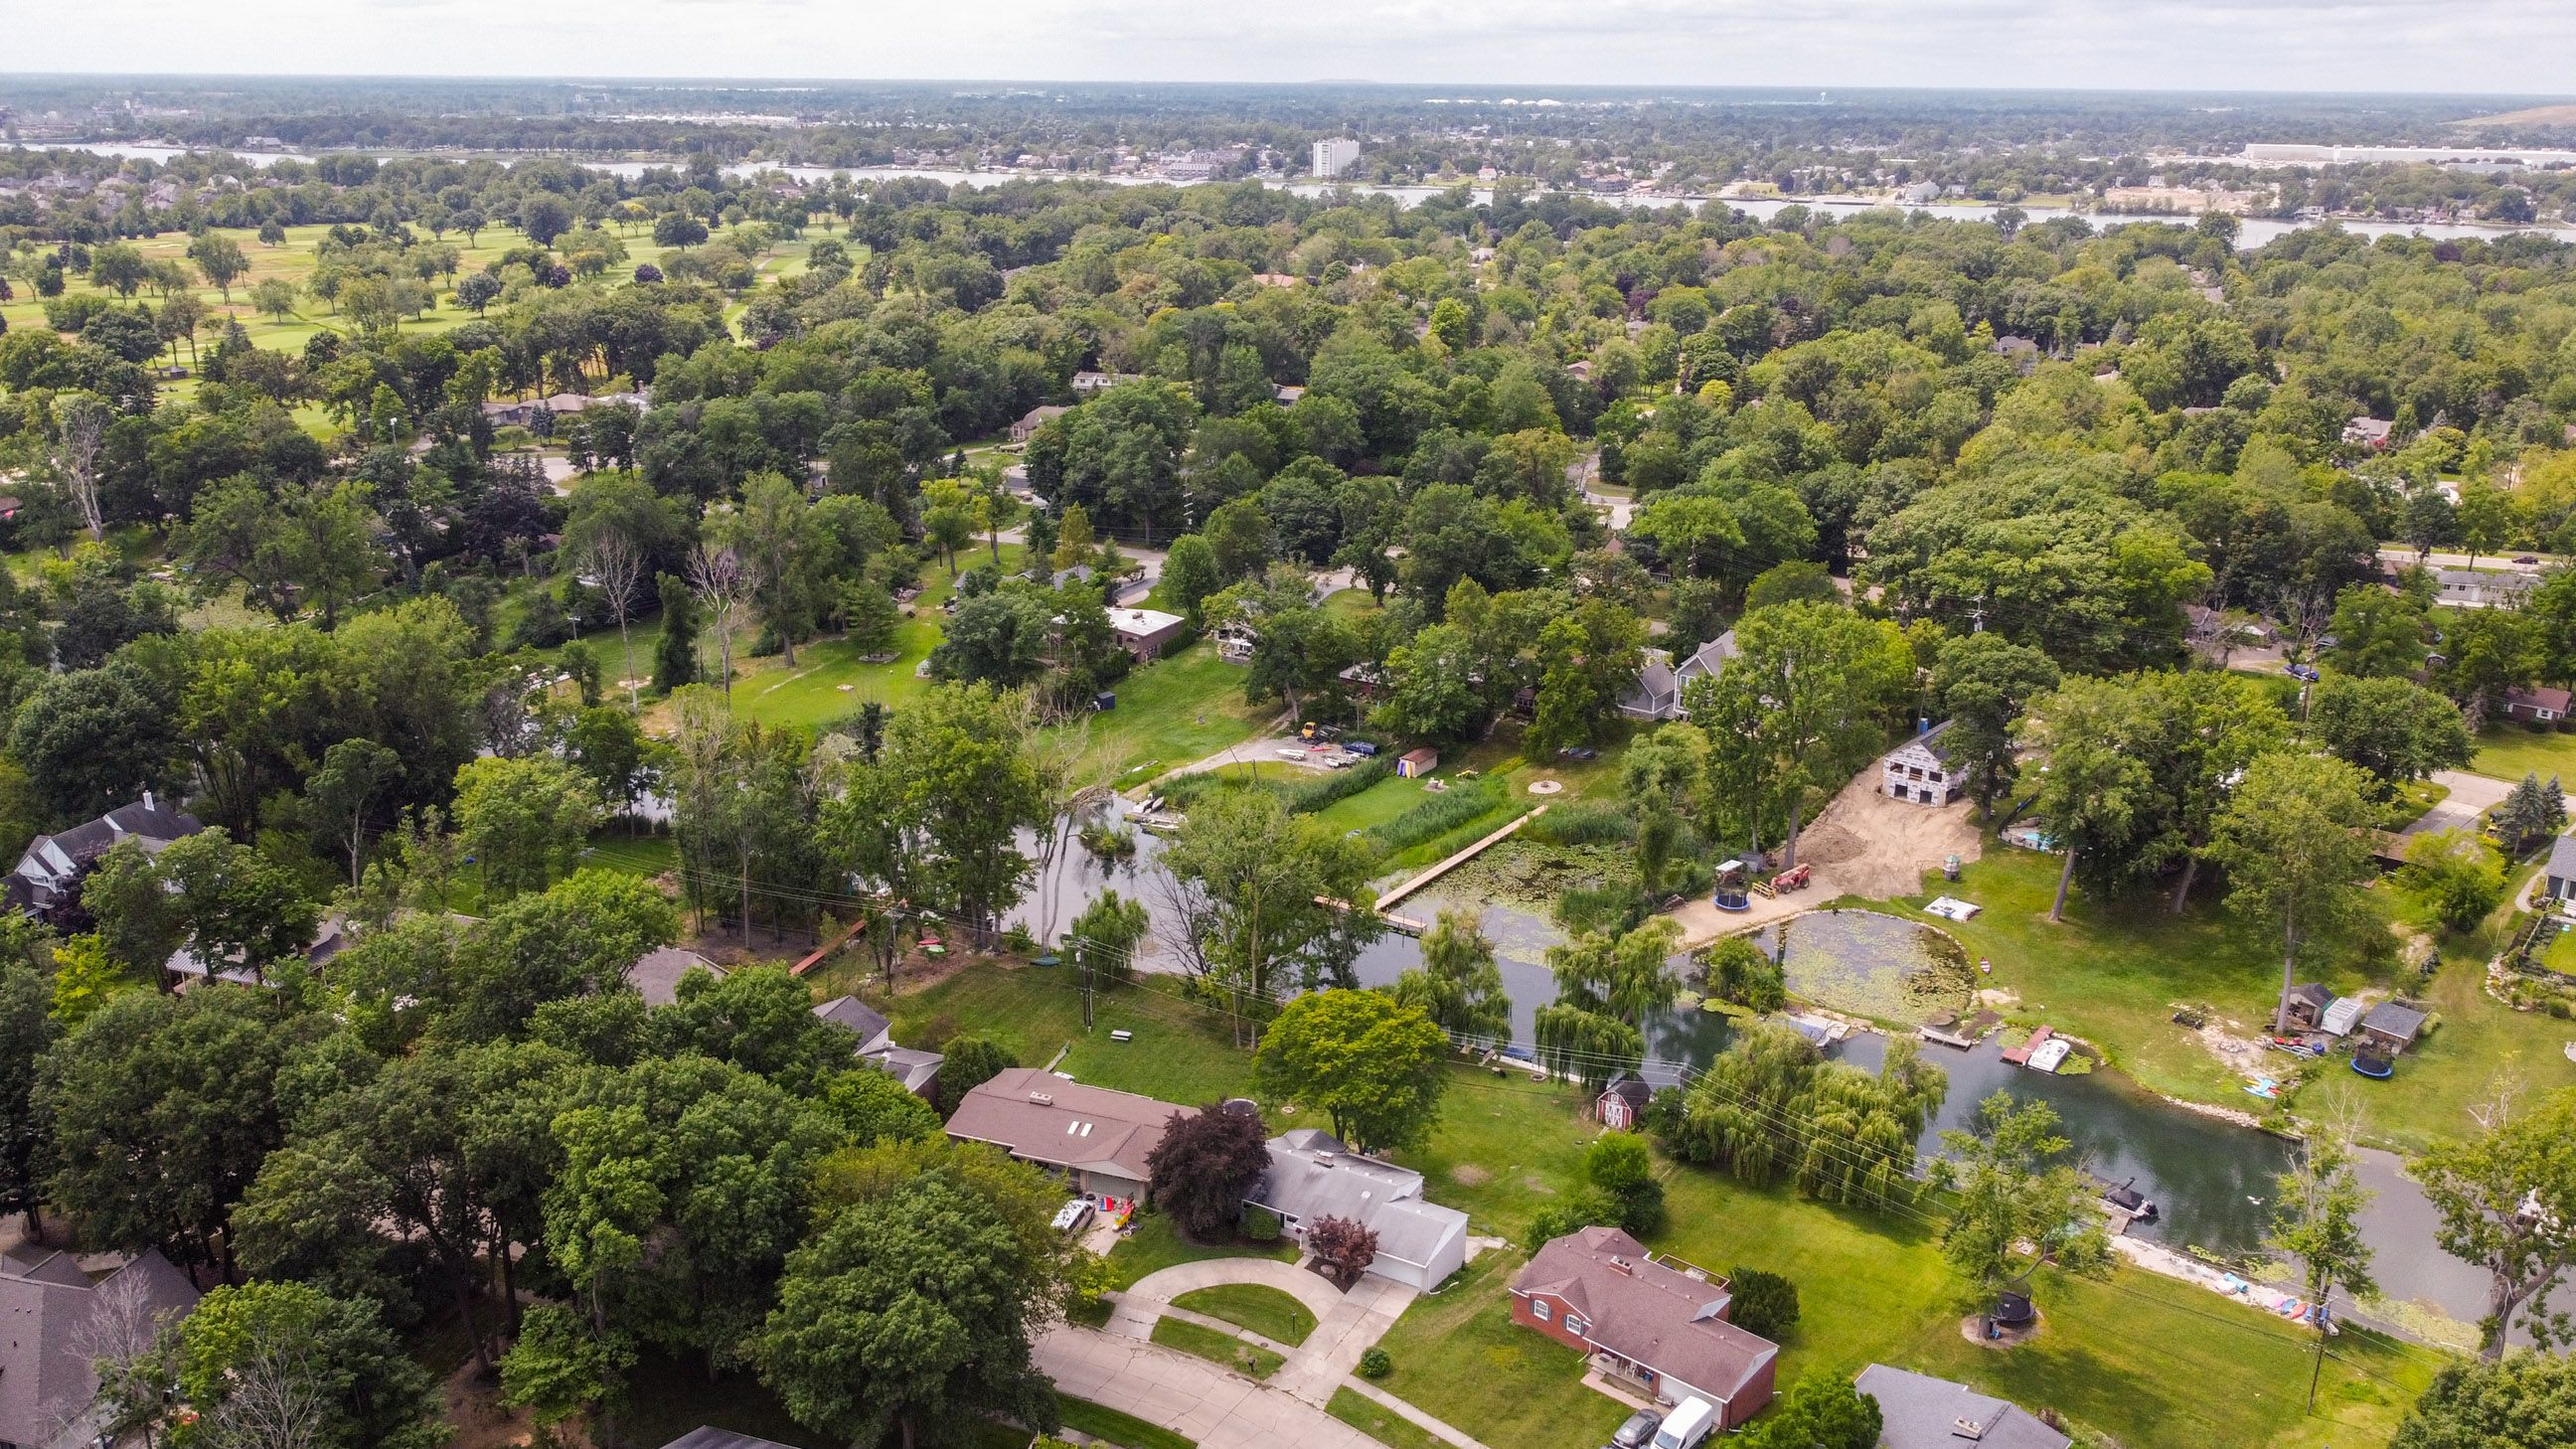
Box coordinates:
[1038,1328,1390,1449]
[2398,769,2514,839]
[1110,1257,1346,1340]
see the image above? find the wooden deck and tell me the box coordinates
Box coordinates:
[1374,805,1548,912]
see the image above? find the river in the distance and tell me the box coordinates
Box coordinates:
[15,142,2570,251]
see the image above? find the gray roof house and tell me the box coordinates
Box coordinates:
[2360,1001,2430,1054]
[627,946,724,1007]
[1,1247,200,1449]
[1852,1364,2069,1449]
[2543,833,2576,903]
[6,793,202,921]
[1245,1128,1469,1290]
[1619,631,1737,722]
[811,995,944,1097]
[2431,567,2537,610]
[655,1431,802,1449]
[812,995,894,1055]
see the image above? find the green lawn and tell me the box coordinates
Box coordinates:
[1312,773,1442,835]
[1880,842,2576,1152]
[1368,1251,1635,1449]
[1063,642,1278,791]
[1327,1387,1447,1449]
[1649,1166,2435,1449]
[1151,1316,1285,1378]
[1170,1283,1319,1347]
[2471,724,2576,785]
[824,961,1267,1110]
[1058,1397,1199,1449]
[1102,1211,1299,1292]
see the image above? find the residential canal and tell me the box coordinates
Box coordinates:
[1012,807,2489,1336]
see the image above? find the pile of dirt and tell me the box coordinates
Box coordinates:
[1797,821,1866,867]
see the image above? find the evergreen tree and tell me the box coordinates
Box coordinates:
[651,571,699,692]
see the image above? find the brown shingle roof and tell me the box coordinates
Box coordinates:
[944,1066,1190,1182]
[1512,1226,1776,1402]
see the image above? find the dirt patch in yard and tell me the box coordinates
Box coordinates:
[1449,1164,1492,1187]
[1800,773,1986,900]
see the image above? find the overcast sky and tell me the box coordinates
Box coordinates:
[16,0,2576,95]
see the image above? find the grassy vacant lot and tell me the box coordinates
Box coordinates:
[2471,724,2576,785]
[1070,642,1278,790]
[1872,842,2576,1152]
[1171,1283,1318,1347]
[1151,1316,1284,1378]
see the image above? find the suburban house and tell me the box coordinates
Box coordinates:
[655,1431,800,1449]
[1595,1073,1654,1130]
[2544,832,2576,902]
[1619,631,1738,722]
[2360,1001,2430,1055]
[1108,607,1191,662]
[2503,686,2572,725]
[166,915,351,987]
[5,793,203,923]
[1,1246,200,1449]
[811,995,946,1099]
[2343,416,2395,450]
[1509,1226,1778,1427]
[2430,567,2537,610]
[1009,404,1067,442]
[1992,335,2043,375]
[1070,370,1143,395]
[1881,722,1963,806]
[1852,1364,2070,1449]
[1242,1128,1470,1291]
[628,946,724,1007]
[944,1066,1188,1209]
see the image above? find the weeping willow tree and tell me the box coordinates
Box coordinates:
[1667,1023,1819,1185]
[1533,919,1680,1089]
[1789,1038,1947,1211]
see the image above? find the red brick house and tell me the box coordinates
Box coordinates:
[1509,1226,1778,1427]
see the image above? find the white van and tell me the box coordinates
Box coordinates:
[1649,1397,1717,1449]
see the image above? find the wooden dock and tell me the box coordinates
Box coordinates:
[2001,1024,2053,1066]
[1374,805,1547,913]
[791,914,871,977]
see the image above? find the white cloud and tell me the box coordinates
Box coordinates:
[13,0,2576,92]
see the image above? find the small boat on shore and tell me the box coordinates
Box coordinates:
[2027,1038,2073,1073]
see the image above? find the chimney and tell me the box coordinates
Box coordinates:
[141,788,154,812]
[1610,1256,1635,1276]
[1951,1417,1986,1441]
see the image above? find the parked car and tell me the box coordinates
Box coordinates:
[1650,1398,1717,1449]
[1050,1200,1095,1233]
[2283,663,2320,682]
[2515,555,2540,564]
[1607,1407,1664,1449]
[1345,740,1380,757]
[1558,745,1599,761]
